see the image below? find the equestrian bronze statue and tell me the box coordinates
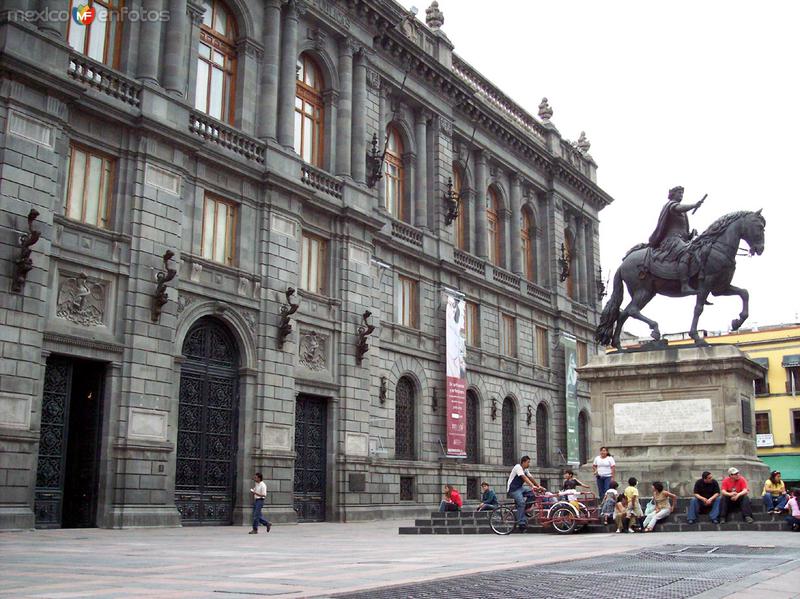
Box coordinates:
[596,186,766,350]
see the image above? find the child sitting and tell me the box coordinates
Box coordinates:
[599,480,620,524]
[614,495,630,532]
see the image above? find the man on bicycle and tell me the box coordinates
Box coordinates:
[507,455,545,531]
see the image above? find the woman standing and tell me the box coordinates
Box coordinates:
[762,470,789,514]
[592,446,616,499]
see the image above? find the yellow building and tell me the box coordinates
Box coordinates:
[665,324,800,484]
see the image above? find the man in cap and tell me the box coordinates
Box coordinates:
[719,467,754,523]
[686,470,721,525]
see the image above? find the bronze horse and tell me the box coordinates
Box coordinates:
[596,210,766,350]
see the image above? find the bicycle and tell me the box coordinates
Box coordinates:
[489,492,599,535]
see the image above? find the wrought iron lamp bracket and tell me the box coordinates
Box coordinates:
[151,250,177,322]
[11,208,41,293]
[278,287,300,349]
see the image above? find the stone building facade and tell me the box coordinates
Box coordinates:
[0,0,613,529]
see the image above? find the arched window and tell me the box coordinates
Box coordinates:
[465,390,479,463]
[195,0,237,124]
[487,188,500,265]
[394,376,415,460]
[564,230,575,300]
[295,54,324,166]
[522,210,536,282]
[384,128,405,221]
[536,403,549,467]
[502,397,516,466]
[67,0,123,66]
[453,168,466,251]
[578,410,589,465]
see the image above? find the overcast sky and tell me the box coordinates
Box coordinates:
[398,0,799,338]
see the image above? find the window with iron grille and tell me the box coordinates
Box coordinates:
[502,397,515,466]
[536,403,549,467]
[466,477,480,501]
[395,377,415,460]
[465,390,479,463]
[399,476,414,501]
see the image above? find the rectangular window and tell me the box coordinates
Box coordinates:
[399,476,415,501]
[395,276,418,329]
[300,232,327,295]
[786,367,799,395]
[755,412,770,435]
[67,0,122,67]
[201,194,237,266]
[465,301,480,347]
[536,326,549,367]
[577,340,588,367]
[501,314,516,358]
[793,411,800,445]
[65,145,114,229]
[754,374,769,396]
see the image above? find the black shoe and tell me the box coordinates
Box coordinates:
[686,520,696,525]
[711,519,720,524]
[266,522,272,533]
[248,529,257,534]
[744,516,754,524]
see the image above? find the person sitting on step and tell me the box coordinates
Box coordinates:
[720,467,754,523]
[438,484,463,512]
[687,471,722,524]
[614,495,630,533]
[642,481,676,532]
[761,470,789,514]
[785,488,800,532]
[477,481,499,512]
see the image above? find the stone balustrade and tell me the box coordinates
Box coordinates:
[68,54,142,108]
[189,111,266,164]
[390,220,423,247]
[300,164,344,200]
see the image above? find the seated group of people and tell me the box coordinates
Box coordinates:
[438,463,800,534]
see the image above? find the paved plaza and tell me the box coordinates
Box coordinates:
[2,521,800,598]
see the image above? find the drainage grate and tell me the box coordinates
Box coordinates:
[664,544,781,555]
[333,546,799,599]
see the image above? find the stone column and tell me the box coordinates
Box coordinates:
[335,38,353,177]
[162,0,188,95]
[509,173,522,275]
[474,150,487,259]
[413,110,428,229]
[257,0,282,139]
[350,47,367,184]
[137,0,165,84]
[277,0,301,148]
[185,1,205,107]
[38,0,66,37]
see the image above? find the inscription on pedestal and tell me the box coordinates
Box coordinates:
[613,398,712,435]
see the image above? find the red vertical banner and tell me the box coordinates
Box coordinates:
[445,294,467,457]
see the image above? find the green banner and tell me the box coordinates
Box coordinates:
[562,333,579,465]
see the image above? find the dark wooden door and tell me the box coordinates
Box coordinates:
[465,391,479,463]
[34,356,73,528]
[176,318,239,525]
[293,395,327,522]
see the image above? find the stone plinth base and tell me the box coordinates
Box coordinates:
[578,345,768,496]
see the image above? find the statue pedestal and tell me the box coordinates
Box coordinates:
[578,345,767,496]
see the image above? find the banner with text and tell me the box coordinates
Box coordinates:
[445,293,467,457]
[562,333,579,465]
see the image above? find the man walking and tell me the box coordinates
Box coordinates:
[249,472,271,534]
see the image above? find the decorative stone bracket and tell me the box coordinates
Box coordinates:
[11,209,41,293]
[490,398,498,421]
[355,310,376,365]
[151,250,177,322]
[278,287,300,349]
[379,375,387,404]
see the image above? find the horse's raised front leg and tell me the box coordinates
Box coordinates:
[624,289,660,341]
[712,285,749,330]
[689,287,711,346]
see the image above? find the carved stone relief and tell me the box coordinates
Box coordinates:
[56,273,106,327]
[299,330,327,371]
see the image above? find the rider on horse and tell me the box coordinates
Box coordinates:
[648,186,706,295]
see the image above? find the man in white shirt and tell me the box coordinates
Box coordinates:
[249,472,271,534]
[507,455,545,530]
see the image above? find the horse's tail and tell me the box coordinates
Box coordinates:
[595,267,623,346]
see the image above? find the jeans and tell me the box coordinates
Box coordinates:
[252,499,270,530]
[720,495,753,520]
[785,515,800,529]
[762,494,789,511]
[687,497,721,522]
[439,501,460,512]
[509,487,534,526]
[596,475,612,499]
[643,507,670,530]
[476,504,497,512]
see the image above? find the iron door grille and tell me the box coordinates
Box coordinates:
[395,377,415,460]
[502,398,515,466]
[294,396,327,522]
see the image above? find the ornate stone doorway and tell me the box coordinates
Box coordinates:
[35,356,105,528]
[175,317,240,525]
[293,394,328,522]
